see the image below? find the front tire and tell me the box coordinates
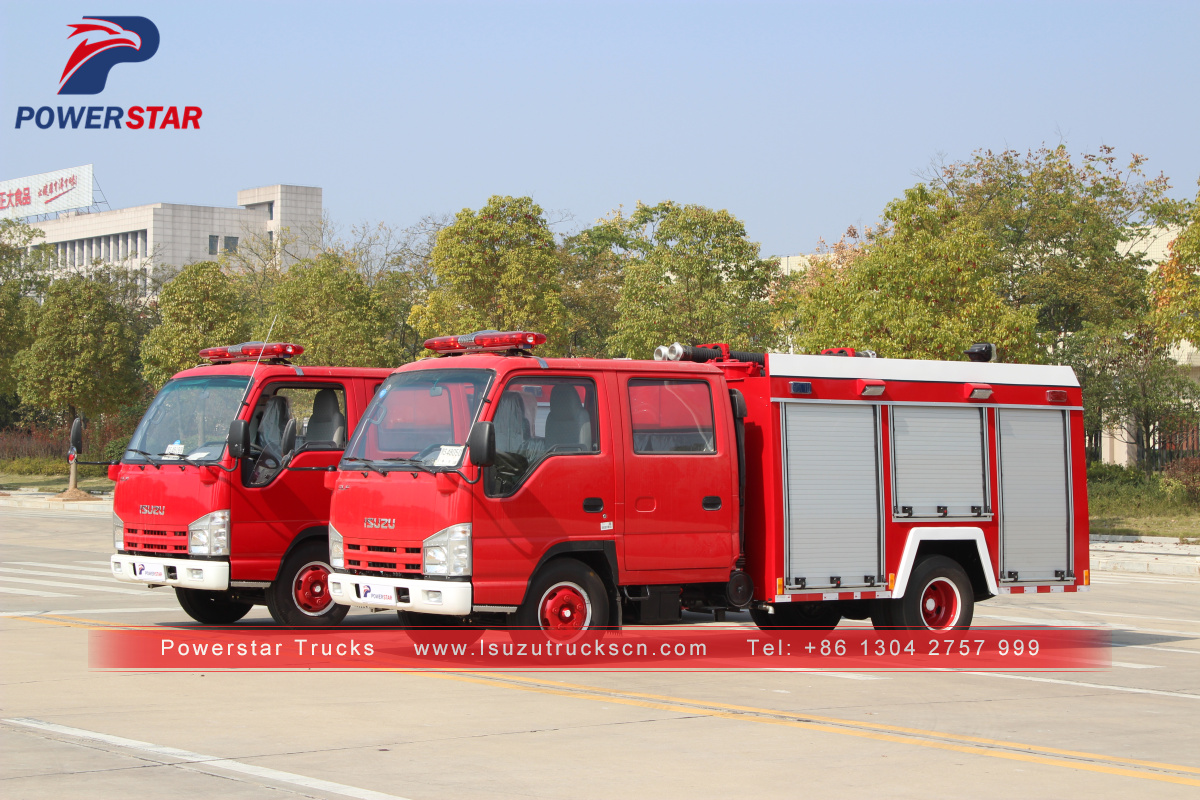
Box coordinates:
[514,559,609,632]
[750,602,841,630]
[892,555,974,631]
[175,588,253,625]
[266,539,349,626]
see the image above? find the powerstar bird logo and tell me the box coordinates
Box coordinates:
[59,16,159,95]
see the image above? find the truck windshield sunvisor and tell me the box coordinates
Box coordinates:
[125,376,250,464]
[342,368,494,471]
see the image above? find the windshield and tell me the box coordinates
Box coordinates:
[342,368,493,470]
[125,376,250,463]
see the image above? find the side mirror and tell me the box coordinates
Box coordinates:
[281,418,297,460]
[227,419,250,460]
[467,421,495,468]
[70,418,83,453]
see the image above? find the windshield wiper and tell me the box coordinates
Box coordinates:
[379,457,438,474]
[341,457,386,475]
[125,448,167,468]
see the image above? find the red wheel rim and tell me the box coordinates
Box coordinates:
[293,562,333,615]
[920,577,960,630]
[538,581,590,631]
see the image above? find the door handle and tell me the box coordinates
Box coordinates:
[583,497,604,513]
[702,496,722,511]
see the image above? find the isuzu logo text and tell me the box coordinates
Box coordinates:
[139,505,165,516]
[363,518,395,529]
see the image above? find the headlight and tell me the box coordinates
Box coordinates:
[329,524,344,569]
[113,513,124,550]
[423,523,471,577]
[188,509,230,556]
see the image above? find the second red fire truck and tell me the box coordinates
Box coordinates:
[325,331,1089,632]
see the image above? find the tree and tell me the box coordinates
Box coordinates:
[408,196,567,351]
[561,224,624,357]
[776,186,1042,362]
[14,274,141,420]
[599,201,779,358]
[1149,179,1199,348]
[267,253,396,367]
[927,145,1184,347]
[140,261,251,389]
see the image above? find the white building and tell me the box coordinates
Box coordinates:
[28,183,322,287]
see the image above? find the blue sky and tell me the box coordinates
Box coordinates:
[2,1,1197,256]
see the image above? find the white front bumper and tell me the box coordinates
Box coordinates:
[328,572,472,616]
[110,554,230,591]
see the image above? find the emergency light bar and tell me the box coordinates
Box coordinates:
[424,330,547,354]
[199,342,304,363]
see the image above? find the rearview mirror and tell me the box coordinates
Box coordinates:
[227,419,250,460]
[70,418,83,453]
[468,421,495,468]
[281,418,297,459]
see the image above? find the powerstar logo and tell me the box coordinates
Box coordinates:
[363,518,396,530]
[139,505,166,516]
[13,16,203,131]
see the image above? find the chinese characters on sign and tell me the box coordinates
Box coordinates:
[0,164,94,220]
[0,187,33,211]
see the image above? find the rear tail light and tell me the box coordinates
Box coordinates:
[1047,390,1069,403]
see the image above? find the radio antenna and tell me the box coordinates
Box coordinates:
[239,314,278,408]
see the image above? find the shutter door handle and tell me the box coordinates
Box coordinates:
[702,496,722,511]
[583,497,604,513]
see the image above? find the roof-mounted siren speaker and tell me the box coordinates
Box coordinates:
[965,342,996,363]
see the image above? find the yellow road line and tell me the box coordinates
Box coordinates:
[424,672,1200,787]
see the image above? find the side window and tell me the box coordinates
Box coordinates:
[628,379,715,454]
[486,376,598,497]
[244,384,346,488]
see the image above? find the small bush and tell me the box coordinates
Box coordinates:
[1086,462,1199,516]
[1164,457,1200,500]
[0,457,105,478]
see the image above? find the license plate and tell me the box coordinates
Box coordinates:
[134,562,165,581]
[360,583,395,603]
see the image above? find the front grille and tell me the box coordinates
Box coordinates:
[124,526,188,555]
[349,567,422,580]
[345,536,423,577]
[367,560,397,569]
[367,545,397,553]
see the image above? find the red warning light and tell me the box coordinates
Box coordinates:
[424,331,546,354]
[199,342,304,363]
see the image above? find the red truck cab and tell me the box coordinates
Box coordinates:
[109,343,392,625]
[326,331,1089,633]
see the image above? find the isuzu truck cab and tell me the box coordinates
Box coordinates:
[326,331,1090,633]
[108,342,391,625]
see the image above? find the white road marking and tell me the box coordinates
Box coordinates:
[0,586,74,598]
[1091,574,1200,585]
[1110,661,1160,669]
[1122,645,1200,655]
[7,561,113,574]
[75,561,114,566]
[0,566,126,584]
[1061,609,1200,625]
[964,672,1200,700]
[2,718,414,800]
[0,607,178,617]
[975,613,1200,638]
[0,576,149,596]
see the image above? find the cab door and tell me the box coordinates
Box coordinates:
[230,380,348,581]
[620,375,735,571]
[470,373,617,606]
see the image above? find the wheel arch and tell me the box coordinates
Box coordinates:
[519,541,621,627]
[892,527,997,601]
[272,524,330,581]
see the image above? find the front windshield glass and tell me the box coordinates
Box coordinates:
[125,376,250,463]
[342,368,493,470]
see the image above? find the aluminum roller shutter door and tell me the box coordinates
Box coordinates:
[999,409,1070,582]
[783,403,880,589]
[892,406,986,517]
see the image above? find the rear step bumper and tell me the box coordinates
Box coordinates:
[327,572,472,615]
[110,554,230,591]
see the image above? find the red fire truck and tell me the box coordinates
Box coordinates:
[105,343,392,625]
[325,331,1089,631]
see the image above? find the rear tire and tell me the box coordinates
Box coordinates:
[893,555,974,631]
[266,539,349,626]
[175,588,253,625]
[750,602,840,630]
[514,559,609,632]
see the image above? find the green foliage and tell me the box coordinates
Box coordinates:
[779,186,1042,361]
[561,227,624,357]
[0,457,105,478]
[1086,463,1198,516]
[14,274,141,419]
[409,196,567,351]
[268,253,397,367]
[1149,179,1199,348]
[1164,457,1200,501]
[599,201,778,358]
[139,261,251,388]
